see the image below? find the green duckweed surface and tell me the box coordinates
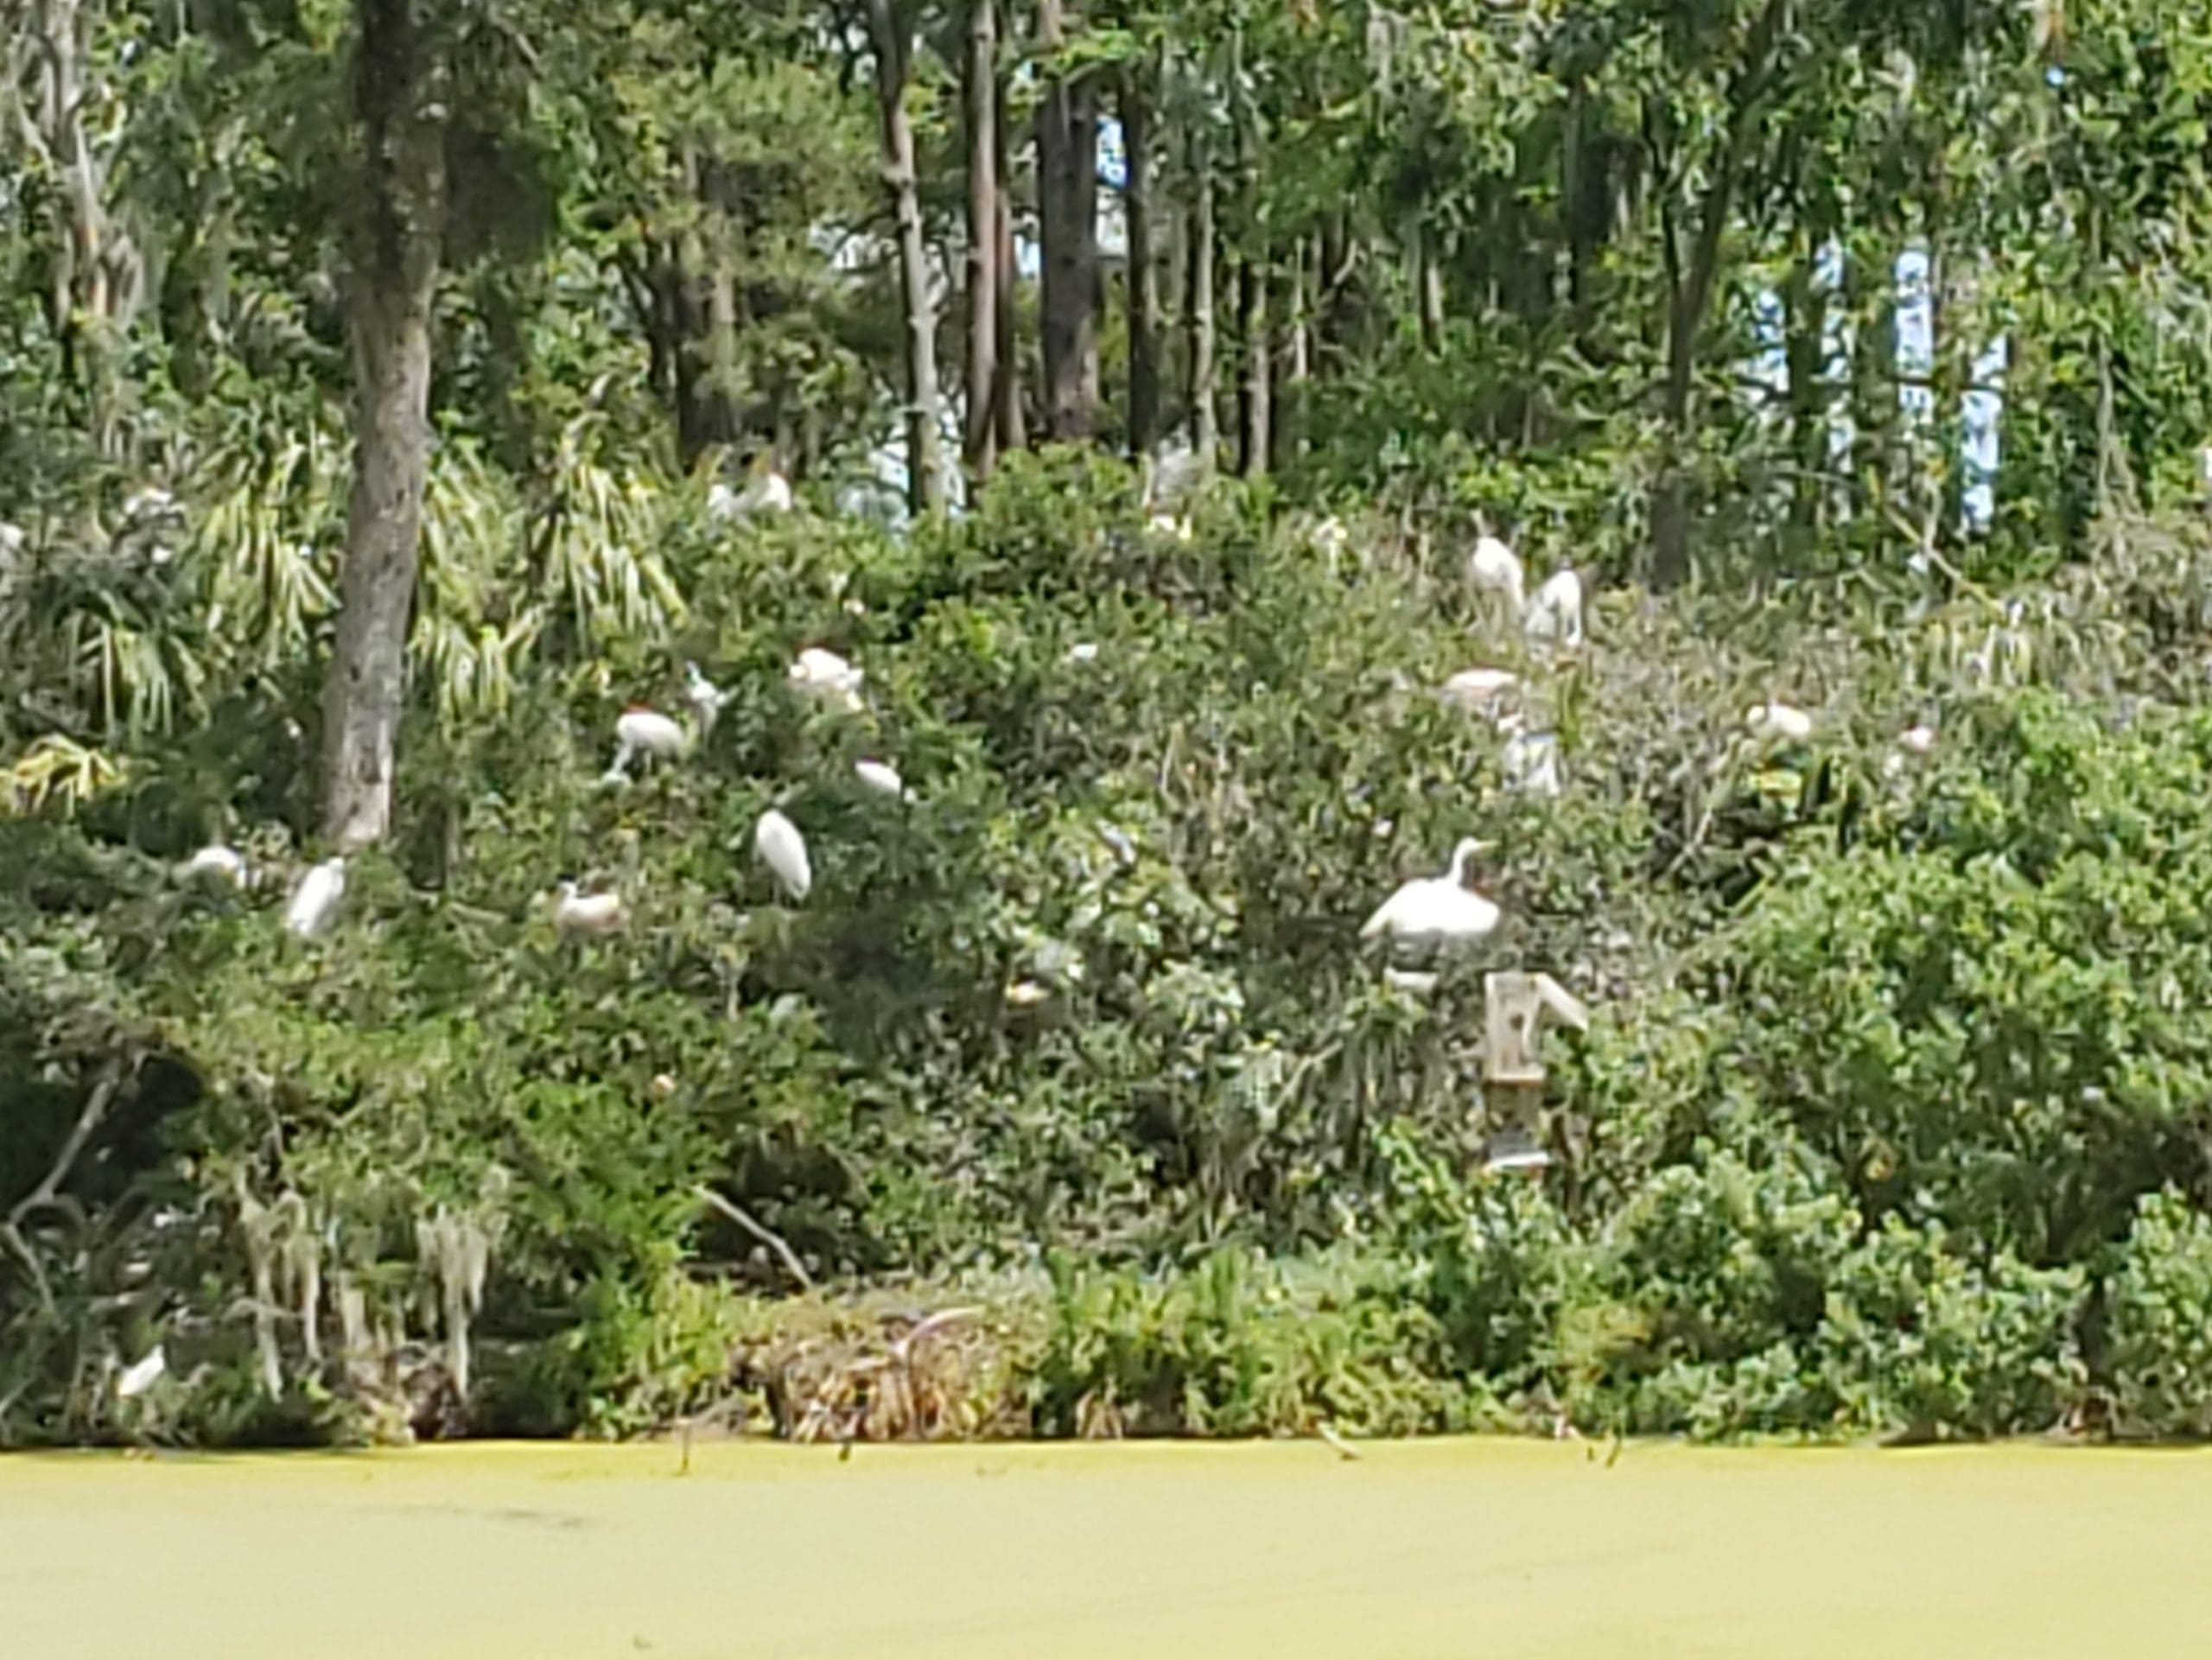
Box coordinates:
[7,1440,2212,1658]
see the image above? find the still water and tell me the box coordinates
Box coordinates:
[5,1438,2209,1657]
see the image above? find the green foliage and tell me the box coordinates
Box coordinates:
[2104,1191,2212,1439]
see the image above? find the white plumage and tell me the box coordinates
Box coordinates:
[1360,838,1503,953]
[755,809,812,901]
[789,647,865,714]
[283,857,346,940]
[553,880,627,937]
[117,1346,167,1400]
[1524,569,1585,652]
[1897,723,1937,757]
[1745,701,1815,744]
[709,469,794,521]
[1382,968,1441,997]
[178,843,247,887]
[1467,534,1526,614]
[1440,667,1520,717]
[607,706,690,781]
[854,760,906,798]
[683,662,728,737]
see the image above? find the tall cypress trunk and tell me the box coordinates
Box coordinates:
[963,0,1000,479]
[321,0,449,851]
[1035,0,1100,439]
[1122,64,1160,457]
[868,0,945,512]
[1188,148,1218,464]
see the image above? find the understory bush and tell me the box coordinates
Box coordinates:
[10,463,2212,1446]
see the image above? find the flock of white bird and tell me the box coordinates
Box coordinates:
[167,484,1936,1012]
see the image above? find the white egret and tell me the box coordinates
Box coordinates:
[605,705,690,783]
[755,808,812,901]
[1147,512,1194,542]
[1745,701,1815,744]
[1003,980,1052,1008]
[1524,569,1585,652]
[1142,436,1205,512]
[117,1346,167,1400]
[1067,641,1101,665]
[177,843,248,887]
[1467,534,1526,617]
[283,857,346,940]
[1382,968,1441,997]
[854,760,906,798]
[789,647,865,714]
[553,880,628,937]
[1440,667,1520,718]
[709,458,794,521]
[683,662,729,737]
[1897,723,1937,757]
[0,521,23,556]
[1360,838,1503,954]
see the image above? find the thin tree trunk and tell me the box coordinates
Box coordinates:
[868,0,945,512]
[1848,235,1898,519]
[1274,251,1305,472]
[322,0,449,850]
[1783,231,1829,537]
[1122,64,1160,456]
[1035,0,1100,439]
[1188,150,1218,464]
[1237,250,1269,476]
[993,18,1025,455]
[963,0,999,479]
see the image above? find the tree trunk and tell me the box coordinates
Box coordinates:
[1783,233,1829,538]
[963,0,999,479]
[993,16,1025,455]
[1273,252,1305,472]
[1649,0,1793,587]
[322,0,449,850]
[1035,0,1100,440]
[868,0,945,512]
[1188,150,1218,465]
[1237,250,1269,476]
[1847,235,1898,519]
[1122,64,1160,457]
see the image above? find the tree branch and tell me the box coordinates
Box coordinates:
[694,1187,815,1292]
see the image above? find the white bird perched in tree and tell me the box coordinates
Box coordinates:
[553,880,627,937]
[683,662,729,737]
[854,759,907,799]
[1467,533,1526,617]
[1524,568,1585,652]
[1440,667,1521,720]
[117,1345,167,1400]
[177,843,248,887]
[1745,701,1815,745]
[605,705,690,783]
[754,808,811,901]
[1360,838,1503,954]
[283,856,346,940]
[708,456,795,521]
[789,647,865,714]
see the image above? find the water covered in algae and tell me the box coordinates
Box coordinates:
[7,1439,2211,1658]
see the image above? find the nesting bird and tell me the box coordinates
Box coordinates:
[754,809,812,901]
[1523,569,1586,652]
[683,662,729,737]
[553,880,627,938]
[1467,534,1526,616]
[1745,701,1815,745]
[853,760,906,799]
[177,843,248,888]
[788,647,865,715]
[606,705,690,783]
[1360,838,1503,955]
[283,856,346,940]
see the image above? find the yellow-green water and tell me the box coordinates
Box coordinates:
[6,1440,2211,1658]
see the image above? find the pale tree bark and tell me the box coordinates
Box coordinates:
[963,0,1000,479]
[1236,249,1268,476]
[321,0,450,850]
[1187,143,1217,464]
[14,0,146,457]
[1035,0,1100,439]
[867,0,945,512]
[1122,63,1160,457]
